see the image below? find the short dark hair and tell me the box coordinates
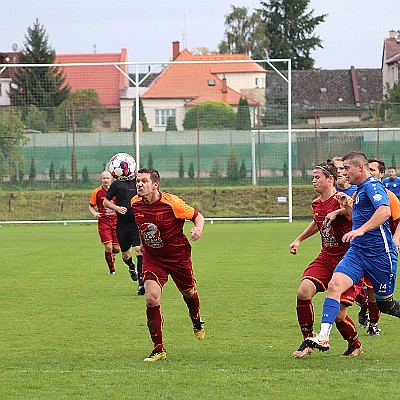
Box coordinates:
[342,151,369,168]
[368,158,386,174]
[138,168,160,183]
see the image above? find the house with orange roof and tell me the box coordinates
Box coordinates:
[382,30,400,96]
[135,42,266,131]
[55,49,129,130]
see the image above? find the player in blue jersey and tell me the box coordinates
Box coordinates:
[332,156,357,197]
[305,151,400,352]
[383,166,400,199]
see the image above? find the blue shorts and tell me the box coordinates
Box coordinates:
[334,245,398,298]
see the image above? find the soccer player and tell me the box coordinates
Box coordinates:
[89,170,120,274]
[103,172,144,295]
[131,168,205,362]
[382,166,400,199]
[289,161,362,358]
[355,158,400,336]
[332,156,357,197]
[306,151,400,353]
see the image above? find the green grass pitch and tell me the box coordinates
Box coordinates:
[1,222,399,399]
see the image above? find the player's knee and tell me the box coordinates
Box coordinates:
[376,296,400,317]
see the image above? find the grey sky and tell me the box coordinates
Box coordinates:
[2,0,399,69]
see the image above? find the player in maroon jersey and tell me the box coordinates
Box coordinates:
[89,170,120,274]
[289,161,363,358]
[131,168,205,362]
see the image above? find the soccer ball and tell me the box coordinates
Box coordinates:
[108,153,137,181]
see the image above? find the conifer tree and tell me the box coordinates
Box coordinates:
[236,97,251,130]
[260,0,326,70]
[10,19,70,108]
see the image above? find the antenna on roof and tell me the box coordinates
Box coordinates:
[93,44,97,54]
[12,43,18,52]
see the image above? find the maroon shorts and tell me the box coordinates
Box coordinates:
[302,252,357,306]
[98,218,118,245]
[142,255,196,292]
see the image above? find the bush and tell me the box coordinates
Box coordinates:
[183,101,236,130]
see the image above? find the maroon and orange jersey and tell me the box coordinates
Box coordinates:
[90,186,117,220]
[131,192,198,262]
[312,193,352,257]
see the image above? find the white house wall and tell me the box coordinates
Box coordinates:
[216,72,266,92]
[142,98,186,132]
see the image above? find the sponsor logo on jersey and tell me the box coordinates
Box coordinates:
[140,223,163,248]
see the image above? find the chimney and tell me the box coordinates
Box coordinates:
[221,77,228,94]
[172,41,180,60]
[389,30,397,39]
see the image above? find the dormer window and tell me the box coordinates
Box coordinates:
[208,79,215,86]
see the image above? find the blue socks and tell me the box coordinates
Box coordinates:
[321,297,340,325]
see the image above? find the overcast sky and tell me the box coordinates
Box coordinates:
[2,0,399,69]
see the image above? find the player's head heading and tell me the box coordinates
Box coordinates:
[314,160,337,181]
[137,168,160,184]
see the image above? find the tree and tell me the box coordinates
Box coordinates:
[239,160,247,180]
[59,164,67,182]
[147,152,154,168]
[226,152,240,181]
[183,101,236,130]
[0,110,28,183]
[191,47,219,55]
[132,97,150,132]
[260,0,327,70]
[219,6,270,60]
[56,89,105,131]
[49,161,55,182]
[25,105,48,132]
[10,19,70,109]
[178,153,184,178]
[188,162,195,179]
[166,115,177,131]
[29,158,36,187]
[82,166,90,184]
[210,158,222,179]
[236,97,251,130]
[18,162,24,183]
[379,82,400,121]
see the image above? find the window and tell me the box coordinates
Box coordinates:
[208,79,216,86]
[102,120,111,128]
[155,108,176,126]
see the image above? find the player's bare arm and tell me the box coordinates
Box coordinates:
[289,220,319,254]
[190,213,205,241]
[89,204,100,219]
[323,207,349,227]
[103,197,127,214]
[342,204,391,242]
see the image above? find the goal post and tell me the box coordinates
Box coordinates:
[0,56,293,222]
